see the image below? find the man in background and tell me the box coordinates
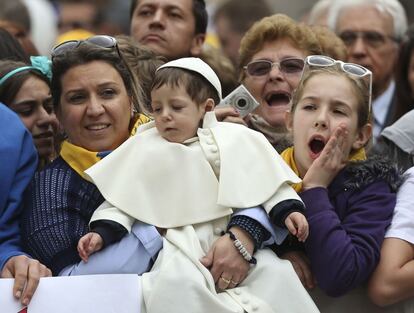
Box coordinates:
[129,0,207,60]
[328,0,407,143]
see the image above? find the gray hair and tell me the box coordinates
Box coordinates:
[308,0,332,26]
[327,0,407,41]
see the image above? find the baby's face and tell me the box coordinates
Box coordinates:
[151,84,206,143]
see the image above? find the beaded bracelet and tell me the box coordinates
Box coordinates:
[226,230,257,265]
[227,215,270,252]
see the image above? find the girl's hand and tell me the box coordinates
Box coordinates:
[302,125,348,190]
[281,251,315,290]
[200,226,253,290]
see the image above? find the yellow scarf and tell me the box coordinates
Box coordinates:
[61,113,150,180]
[280,146,366,192]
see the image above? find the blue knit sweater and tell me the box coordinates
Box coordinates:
[21,157,104,275]
[0,103,38,271]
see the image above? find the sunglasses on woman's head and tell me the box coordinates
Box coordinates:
[244,58,305,77]
[51,35,119,59]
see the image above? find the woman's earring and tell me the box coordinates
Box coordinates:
[131,104,135,117]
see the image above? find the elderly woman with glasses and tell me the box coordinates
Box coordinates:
[216,14,322,153]
[20,36,164,278]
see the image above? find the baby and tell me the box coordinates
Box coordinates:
[78,58,318,313]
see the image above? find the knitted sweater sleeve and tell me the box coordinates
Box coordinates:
[21,158,104,275]
[301,182,395,297]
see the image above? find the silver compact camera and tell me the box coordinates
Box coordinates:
[218,84,259,117]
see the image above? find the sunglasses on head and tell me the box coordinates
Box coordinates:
[51,35,119,58]
[304,55,372,114]
[244,58,305,77]
[305,55,371,78]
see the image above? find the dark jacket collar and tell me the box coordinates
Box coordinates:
[329,155,402,195]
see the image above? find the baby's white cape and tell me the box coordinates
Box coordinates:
[85,112,301,228]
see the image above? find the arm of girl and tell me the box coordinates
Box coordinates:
[368,238,414,307]
[301,178,395,297]
[368,168,414,306]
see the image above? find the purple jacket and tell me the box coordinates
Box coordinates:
[301,157,399,297]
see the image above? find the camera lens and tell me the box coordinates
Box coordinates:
[236,98,247,108]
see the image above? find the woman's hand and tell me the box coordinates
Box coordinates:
[214,106,248,126]
[302,125,348,190]
[280,251,315,290]
[1,255,52,305]
[200,226,253,290]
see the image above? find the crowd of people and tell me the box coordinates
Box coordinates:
[1,0,414,312]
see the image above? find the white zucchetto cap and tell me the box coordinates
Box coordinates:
[157,57,222,101]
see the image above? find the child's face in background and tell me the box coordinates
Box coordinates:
[287,73,370,176]
[151,83,208,143]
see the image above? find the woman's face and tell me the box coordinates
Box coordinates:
[243,38,306,128]
[408,50,414,98]
[58,60,132,152]
[9,76,58,159]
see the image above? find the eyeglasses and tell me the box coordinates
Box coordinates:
[339,31,397,48]
[51,35,120,59]
[244,58,304,77]
[305,55,372,114]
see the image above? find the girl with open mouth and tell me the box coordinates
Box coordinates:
[279,55,400,310]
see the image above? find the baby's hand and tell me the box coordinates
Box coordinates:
[285,212,309,242]
[77,232,104,262]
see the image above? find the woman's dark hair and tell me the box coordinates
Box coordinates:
[394,24,414,120]
[51,43,143,112]
[0,27,29,62]
[0,60,50,106]
[129,0,207,35]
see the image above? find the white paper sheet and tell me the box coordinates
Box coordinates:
[0,274,141,313]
